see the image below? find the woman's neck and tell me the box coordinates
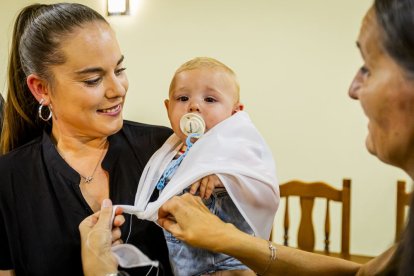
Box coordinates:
[52,127,108,156]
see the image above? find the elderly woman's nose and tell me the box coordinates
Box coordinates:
[349,72,362,100]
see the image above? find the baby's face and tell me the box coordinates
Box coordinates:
[165,67,243,142]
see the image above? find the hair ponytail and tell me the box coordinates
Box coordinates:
[0,4,45,154]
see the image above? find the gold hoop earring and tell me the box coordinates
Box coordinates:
[38,99,52,121]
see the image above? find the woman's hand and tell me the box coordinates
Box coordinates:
[79,199,125,276]
[157,193,232,252]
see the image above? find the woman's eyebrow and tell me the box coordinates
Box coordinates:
[75,55,125,75]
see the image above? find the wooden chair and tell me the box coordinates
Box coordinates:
[279,179,351,258]
[395,180,412,242]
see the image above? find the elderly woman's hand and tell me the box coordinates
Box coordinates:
[157,193,235,252]
[79,199,125,276]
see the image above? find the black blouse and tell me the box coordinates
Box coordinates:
[0,121,173,276]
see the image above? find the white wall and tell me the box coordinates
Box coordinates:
[1,0,410,257]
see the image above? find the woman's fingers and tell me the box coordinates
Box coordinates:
[199,177,209,198]
[189,181,201,195]
[111,227,122,242]
[113,214,125,227]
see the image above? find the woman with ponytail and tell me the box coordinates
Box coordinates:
[0,3,172,275]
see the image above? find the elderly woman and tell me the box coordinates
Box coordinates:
[79,0,414,275]
[0,3,172,275]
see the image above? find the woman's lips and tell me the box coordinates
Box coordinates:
[97,104,122,116]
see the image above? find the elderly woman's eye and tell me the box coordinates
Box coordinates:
[360,66,369,75]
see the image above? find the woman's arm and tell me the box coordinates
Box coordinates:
[216,224,360,276]
[158,193,361,276]
[356,245,396,276]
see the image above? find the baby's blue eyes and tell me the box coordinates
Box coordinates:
[177,96,189,101]
[176,96,217,103]
[204,97,216,103]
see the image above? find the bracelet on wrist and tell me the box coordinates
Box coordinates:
[257,241,276,276]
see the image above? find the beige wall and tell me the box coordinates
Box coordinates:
[1,0,410,257]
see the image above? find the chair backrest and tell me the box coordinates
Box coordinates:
[395,180,412,242]
[279,179,351,257]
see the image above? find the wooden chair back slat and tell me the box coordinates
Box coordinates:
[283,197,290,246]
[324,199,330,253]
[396,180,412,242]
[297,197,315,251]
[280,178,351,257]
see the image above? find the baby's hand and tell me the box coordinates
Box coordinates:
[189,174,224,199]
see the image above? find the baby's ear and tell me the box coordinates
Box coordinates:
[164,99,170,112]
[232,103,244,114]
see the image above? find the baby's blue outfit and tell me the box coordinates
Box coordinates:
[159,160,253,275]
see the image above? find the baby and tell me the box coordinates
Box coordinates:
[158,57,277,275]
[162,57,244,199]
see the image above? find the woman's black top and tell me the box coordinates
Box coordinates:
[0,120,173,276]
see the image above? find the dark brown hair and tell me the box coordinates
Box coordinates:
[375,0,414,77]
[374,0,414,275]
[0,3,107,154]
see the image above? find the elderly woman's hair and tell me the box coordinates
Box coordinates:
[0,3,107,154]
[375,0,414,77]
[374,1,414,275]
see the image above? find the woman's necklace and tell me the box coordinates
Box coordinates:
[56,141,108,184]
[80,145,107,184]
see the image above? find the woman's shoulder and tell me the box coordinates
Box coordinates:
[0,136,42,166]
[112,120,173,163]
[0,137,43,193]
[121,120,173,142]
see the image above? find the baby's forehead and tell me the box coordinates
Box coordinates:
[179,67,237,85]
[169,66,240,100]
[179,66,229,75]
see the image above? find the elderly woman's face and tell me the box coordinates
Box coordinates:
[349,8,414,169]
[48,21,128,139]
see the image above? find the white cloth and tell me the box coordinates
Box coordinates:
[118,111,279,239]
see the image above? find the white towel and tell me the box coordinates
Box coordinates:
[118,111,279,239]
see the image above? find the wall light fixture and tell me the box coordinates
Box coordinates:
[107,0,129,16]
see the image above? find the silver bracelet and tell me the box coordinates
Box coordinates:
[258,241,276,275]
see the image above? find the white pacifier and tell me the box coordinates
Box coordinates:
[179,113,206,136]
